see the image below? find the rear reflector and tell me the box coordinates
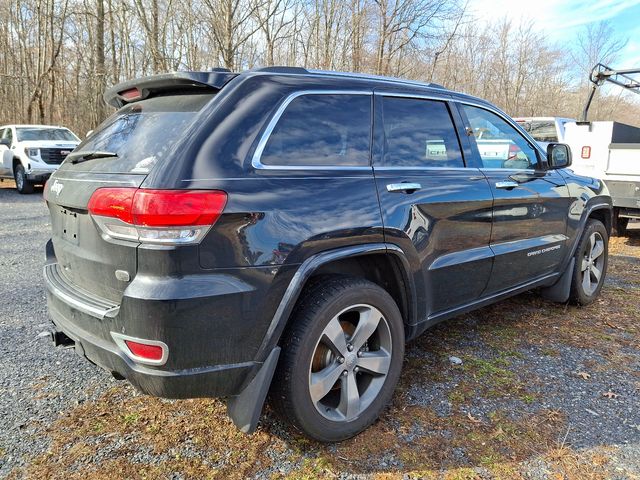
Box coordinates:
[125,340,164,361]
[88,188,227,244]
[111,332,168,366]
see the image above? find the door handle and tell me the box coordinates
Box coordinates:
[495,180,519,190]
[386,183,422,193]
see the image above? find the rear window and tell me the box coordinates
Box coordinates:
[65,93,214,173]
[260,94,371,167]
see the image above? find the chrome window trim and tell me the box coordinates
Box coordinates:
[251,89,373,171]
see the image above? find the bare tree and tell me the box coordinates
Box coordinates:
[1,0,639,133]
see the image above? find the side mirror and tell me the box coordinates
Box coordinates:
[0,138,10,148]
[547,143,572,169]
[86,130,94,138]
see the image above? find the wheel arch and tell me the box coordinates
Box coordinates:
[253,243,417,363]
[587,205,612,237]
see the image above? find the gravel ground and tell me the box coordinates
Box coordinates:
[1,180,639,479]
[0,183,116,477]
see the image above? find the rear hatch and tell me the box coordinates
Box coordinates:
[45,78,228,304]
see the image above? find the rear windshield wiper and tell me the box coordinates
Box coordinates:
[68,150,119,164]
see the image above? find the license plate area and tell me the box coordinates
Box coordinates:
[60,208,79,245]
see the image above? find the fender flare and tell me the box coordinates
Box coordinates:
[569,202,612,260]
[254,242,416,363]
[542,201,612,302]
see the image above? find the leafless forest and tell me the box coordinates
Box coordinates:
[1,0,638,135]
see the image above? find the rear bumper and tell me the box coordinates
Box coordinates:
[43,251,288,398]
[47,293,255,397]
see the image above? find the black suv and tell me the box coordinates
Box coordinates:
[44,67,612,441]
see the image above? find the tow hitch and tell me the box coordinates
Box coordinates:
[46,330,75,348]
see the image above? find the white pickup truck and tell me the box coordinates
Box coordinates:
[0,124,80,193]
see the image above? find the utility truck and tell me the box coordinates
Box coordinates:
[568,64,640,236]
[564,121,640,236]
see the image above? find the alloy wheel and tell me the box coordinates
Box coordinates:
[308,304,392,422]
[580,231,605,295]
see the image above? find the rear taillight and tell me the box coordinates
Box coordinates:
[88,188,227,245]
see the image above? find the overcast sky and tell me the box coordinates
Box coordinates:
[467,0,640,67]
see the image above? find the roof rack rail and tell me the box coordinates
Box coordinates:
[251,66,310,74]
[307,69,445,89]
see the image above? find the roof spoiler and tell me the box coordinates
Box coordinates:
[104,70,238,108]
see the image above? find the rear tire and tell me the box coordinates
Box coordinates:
[569,219,608,305]
[270,276,404,442]
[14,164,34,194]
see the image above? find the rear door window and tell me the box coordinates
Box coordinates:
[260,93,371,167]
[378,96,464,168]
[64,93,214,174]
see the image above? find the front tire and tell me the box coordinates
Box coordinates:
[569,219,608,305]
[270,276,404,442]
[14,164,34,194]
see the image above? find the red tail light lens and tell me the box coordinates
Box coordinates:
[88,188,227,244]
[119,87,142,101]
[125,340,164,361]
[132,190,227,227]
[87,188,136,223]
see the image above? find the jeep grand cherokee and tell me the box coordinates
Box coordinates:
[44,67,612,441]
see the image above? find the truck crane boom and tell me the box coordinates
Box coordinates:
[581,63,640,122]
